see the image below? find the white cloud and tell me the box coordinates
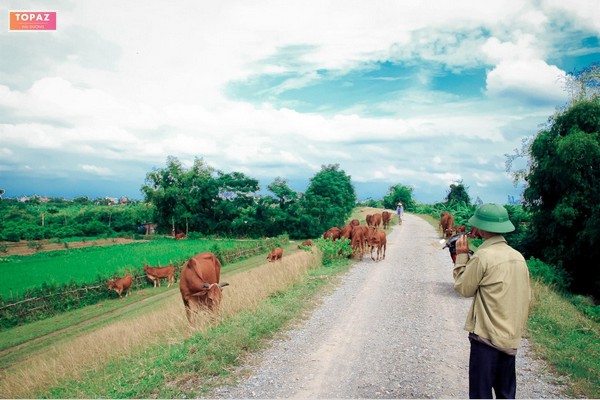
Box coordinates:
[78,164,114,176]
[485,59,567,103]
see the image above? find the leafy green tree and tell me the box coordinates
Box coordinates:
[383,184,416,211]
[142,156,219,233]
[267,177,298,210]
[522,99,600,297]
[299,164,356,238]
[445,181,471,206]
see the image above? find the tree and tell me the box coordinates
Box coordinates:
[522,99,600,297]
[142,156,220,233]
[267,177,298,210]
[299,164,356,238]
[445,181,471,206]
[383,184,416,211]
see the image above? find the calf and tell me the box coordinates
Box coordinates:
[143,264,176,288]
[368,231,387,261]
[107,274,133,298]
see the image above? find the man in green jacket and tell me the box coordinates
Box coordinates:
[453,203,531,399]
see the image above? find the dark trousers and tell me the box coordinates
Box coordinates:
[469,337,516,399]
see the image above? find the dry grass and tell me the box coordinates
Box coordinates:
[0,250,321,398]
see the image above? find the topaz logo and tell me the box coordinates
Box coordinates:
[9,11,57,31]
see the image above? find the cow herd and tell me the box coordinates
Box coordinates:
[106,210,398,321]
[321,210,394,262]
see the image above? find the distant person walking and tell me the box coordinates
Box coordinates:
[396,202,404,225]
[453,203,531,399]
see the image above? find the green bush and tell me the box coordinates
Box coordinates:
[527,257,571,292]
[314,237,352,265]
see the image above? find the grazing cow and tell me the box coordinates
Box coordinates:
[368,230,387,261]
[439,212,455,238]
[323,227,342,241]
[172,228,186,240]
[267,247,283,262]
[350,226,366,258]
[365,214,373,227]
[107,274,133,298]
[142,264,176,288]
[179,252,229,321]
[298,239,313,249]
[382,211,391,229]
[371,213,382,229]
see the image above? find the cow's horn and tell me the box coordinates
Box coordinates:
[220,282,230,288]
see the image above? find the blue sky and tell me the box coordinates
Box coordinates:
[1,0,599,204]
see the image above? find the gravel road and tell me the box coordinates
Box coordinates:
[211,213,567,399]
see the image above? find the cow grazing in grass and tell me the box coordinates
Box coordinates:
[267,247,283,262]
[172,228,186,240]
[368,230,387,261]
[142,264,176,288]
[298,239,312,249]
[382,211,391,229]
[107,274,133,298]
[179,252,229,321]
[323,227,342,241]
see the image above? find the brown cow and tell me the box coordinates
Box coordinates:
[341,224,353,240]
[143,264,176,288]
[382,211,391,229]
[454,225,467,234]
[368,230,387,261]
[172,228,186,240]
[298,239,313,249]
[350,219,360,227]
[322,227,342,241]
[267,247,283,261]
[365,214,373,227]
[371,213,382,229]
[179,252,229,321]
[107,274,133,298]
[350,226,366,258]
[439,212,455,238]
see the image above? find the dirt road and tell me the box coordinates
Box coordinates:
[212,213,565,398]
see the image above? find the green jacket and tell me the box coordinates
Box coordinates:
[453,235,531,350]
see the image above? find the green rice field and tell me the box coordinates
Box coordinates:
[0,238,261,300]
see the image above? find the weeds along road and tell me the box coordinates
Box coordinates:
[212,213,565,399]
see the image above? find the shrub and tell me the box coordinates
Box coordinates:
[527,257,571,292]
[314,237,352,265]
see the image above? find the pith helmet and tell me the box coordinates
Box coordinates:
[468,203,515,233]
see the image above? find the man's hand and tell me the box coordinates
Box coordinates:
[456,235,470,254]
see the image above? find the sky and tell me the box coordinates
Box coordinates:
[1,1,599,204]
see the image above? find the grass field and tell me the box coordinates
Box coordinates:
[0,238,262,299]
